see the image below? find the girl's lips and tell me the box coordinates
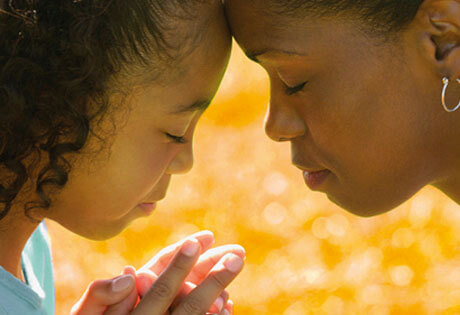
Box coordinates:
[138,203,157,215]
[303,170,330,190]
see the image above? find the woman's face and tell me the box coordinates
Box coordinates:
[43,3,231,240]
[225,1,452,216]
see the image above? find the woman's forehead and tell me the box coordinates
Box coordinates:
[226,5,344,59]
[226,3,298,48]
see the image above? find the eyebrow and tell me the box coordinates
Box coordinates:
[245,49,307,62]
[173,99,212,114]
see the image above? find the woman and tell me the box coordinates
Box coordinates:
[0,0,244,314]
[224,0,460,217]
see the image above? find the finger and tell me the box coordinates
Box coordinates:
[131,239,201,315]
[210,290,229,314]
[70,275,135,315]
[172,253,244,315]
[104,277,139,315]
[123,265,137,277]
[122,266,141,308]
[220,305,231,315]
[136,270,158,298]
[185,245,245,285]
[123,265,141,299]
[169,281,196,310]
[140,231,214,275]
[136,272,200,302]
[218,299,233,315]
[187,289,229,315]
[226,299,234,315]
[170,283,229,314]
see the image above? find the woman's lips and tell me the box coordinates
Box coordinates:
[138,203,157,215]
[303,170,330,190]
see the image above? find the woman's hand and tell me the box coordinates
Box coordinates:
[71,231,244,315]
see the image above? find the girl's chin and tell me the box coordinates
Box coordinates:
[69,219,134,241]
[80,226,129,241]
[77,205,156,240]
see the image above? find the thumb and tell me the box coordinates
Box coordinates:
[71,274,135,315]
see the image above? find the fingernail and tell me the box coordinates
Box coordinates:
[236,245,246,255]
[228,299,234,312]
[223,310,230,315]
[112,275,134,292]
[181,239,199,257]
[224,254,244,273]
[214,296,224,312]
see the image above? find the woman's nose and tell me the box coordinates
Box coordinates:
[264,99,306,142]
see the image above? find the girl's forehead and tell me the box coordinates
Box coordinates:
[120,2,231,89]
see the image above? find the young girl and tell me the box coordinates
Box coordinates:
[224,0,460,216]
[0,0,244,314]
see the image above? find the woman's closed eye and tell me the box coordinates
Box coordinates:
[165,133,187,144]
[285,82,307,96]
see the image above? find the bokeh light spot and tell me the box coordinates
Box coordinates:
[410,195,433,227]
[312,217,329,239]
[326,214,349,238]
[322,296,345,314]
[263,172,289,196]
[284,301,307,315]
[361,285,385,305]
[263,202,287,225]
[391,228,415,248]
[390,265,414,287]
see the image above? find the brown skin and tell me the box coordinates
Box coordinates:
[0,1,231,280]
[224,0,460,216]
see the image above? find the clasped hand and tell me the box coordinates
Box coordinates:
[71,231,245,315]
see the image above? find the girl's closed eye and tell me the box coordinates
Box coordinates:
[165,132,187,144]
[285,81,308,96]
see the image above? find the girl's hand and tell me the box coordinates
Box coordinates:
[132,233,245,314]
[71,231,244,315]
[127,238,244,315]
[70,272,137,315]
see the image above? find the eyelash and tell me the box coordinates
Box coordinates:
[165,133,187,144]
[285,82,307,96]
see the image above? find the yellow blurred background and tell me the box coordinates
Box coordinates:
[48,45,460,315]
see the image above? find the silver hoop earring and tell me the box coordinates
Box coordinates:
[442,77,460,113]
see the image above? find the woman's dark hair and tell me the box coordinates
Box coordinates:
[269,0,425,35]
[0,0,209,221]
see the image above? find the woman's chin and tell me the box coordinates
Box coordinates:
[326,193,404,218]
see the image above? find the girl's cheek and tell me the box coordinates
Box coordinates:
[146,146,176,176]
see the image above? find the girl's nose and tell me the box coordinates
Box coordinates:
[166,143,194,175]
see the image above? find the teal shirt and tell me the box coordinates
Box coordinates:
[0,221,55,315]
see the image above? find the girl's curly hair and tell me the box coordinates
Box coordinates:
[0,0,208,221]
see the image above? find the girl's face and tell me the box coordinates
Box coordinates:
[225,1,456,216]
[43,4,231,240]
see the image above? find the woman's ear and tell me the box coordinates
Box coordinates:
[424,0,460,78]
